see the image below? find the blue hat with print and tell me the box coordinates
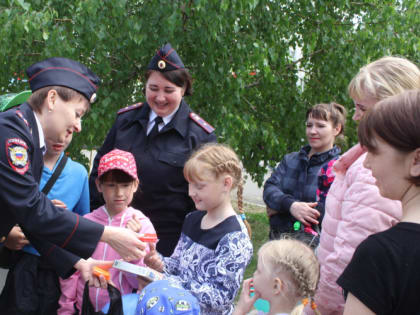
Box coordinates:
[136,280,200,315]
[147,43,185,72]
[26,57,100,104]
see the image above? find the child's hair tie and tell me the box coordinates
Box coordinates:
[240,213,246,221]
[302,298,309,306]
[311,300,318,310]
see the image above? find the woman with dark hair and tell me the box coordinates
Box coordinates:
[89,43,217,256]
[263,102,346,246]
[338,90,420,314]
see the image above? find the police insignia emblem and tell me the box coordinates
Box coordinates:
[6,138,29,174]
[158,60,166,69]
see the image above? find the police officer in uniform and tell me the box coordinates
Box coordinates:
[0,57,146,284]
[89,43,217,256]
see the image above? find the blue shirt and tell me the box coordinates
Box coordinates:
[23,152,90,255]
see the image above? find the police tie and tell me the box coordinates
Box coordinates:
[148,116,163,140]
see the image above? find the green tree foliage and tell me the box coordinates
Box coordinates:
[1,0,418,184]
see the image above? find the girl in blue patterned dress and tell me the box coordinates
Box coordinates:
[143,143,253,315]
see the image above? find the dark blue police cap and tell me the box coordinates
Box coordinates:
[26,57,100,104]
[147,43,185,72]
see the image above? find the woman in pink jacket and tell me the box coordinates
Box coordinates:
[58,149,156,314]
[306,56,420,315]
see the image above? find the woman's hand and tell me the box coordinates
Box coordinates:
[126,217,142,233]
[290,201,320,225]
[74,258,113,289]
[5,225,29,250]
[144,243,164,272]
[266,207,277,217]
[101,226,146,261]
[233,278,260,315]
[51,199,68,209]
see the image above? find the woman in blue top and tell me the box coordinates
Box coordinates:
[263,103,346,243]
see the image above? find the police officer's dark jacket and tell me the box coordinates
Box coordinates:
[0,103,103,277]
[89,100,217,255]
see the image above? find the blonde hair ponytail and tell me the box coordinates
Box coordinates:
[237,179,252,238]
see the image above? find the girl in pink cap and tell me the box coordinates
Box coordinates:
[58,149,156,314]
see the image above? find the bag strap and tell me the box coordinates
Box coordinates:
[42,155,68,195]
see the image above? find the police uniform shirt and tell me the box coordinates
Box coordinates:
[89,100,217,256]
[33,111,46,153]
[0,103,103,277]
[147,106,179,134]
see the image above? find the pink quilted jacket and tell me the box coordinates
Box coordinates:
[304,144,402,315]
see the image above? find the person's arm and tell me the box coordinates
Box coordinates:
[161,232,187,275]
[0,123,105,258]
[343,293,375,315]
[232,278,260,315]
[0,117,146,278]
[5,225,29,250]
[58,271,81,315]
[263,156,298,214]
[316,158,338,224]
[125,215,158,289]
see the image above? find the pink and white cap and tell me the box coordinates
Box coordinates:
[98,149,138,180]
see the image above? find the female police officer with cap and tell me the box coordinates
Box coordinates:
[0,57,146,285]
[90,43,217,256]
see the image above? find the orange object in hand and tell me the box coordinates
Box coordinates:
[93,266,110,281]
[138,233,158,243]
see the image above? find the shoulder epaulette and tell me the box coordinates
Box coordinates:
[117,102,143,115]
[189,112,215,133]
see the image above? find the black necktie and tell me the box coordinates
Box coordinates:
[148,116,163,140]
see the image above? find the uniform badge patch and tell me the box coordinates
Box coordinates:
[6,138,29,174]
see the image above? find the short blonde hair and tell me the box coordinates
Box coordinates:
[259,239,320,300]
[184,143,251,237]
[348,56,420,101]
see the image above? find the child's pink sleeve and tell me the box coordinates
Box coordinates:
[57,272,81,315]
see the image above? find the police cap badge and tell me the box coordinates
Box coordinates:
[147,43,185,72]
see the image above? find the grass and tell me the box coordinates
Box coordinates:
[233,200,269,279]
[244,211,269,279]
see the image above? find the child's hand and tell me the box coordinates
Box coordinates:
[5,225,29,250]
[144,243,164,272]
[75,258,114,289]
[126,216,142,233]
[233,278,260,315]
[136,268,163,291]
[51,199,68,209]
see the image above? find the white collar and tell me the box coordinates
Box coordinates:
[148,106,179,126]
[33,112,45,153]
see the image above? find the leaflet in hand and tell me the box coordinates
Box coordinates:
[112,260,163,282]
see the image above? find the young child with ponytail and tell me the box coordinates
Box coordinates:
[234,239,321,315]
[143,143,253,315]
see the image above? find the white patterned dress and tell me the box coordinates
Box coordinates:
[163,211,253,315]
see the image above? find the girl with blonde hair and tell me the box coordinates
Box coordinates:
[143,143,253,315]
[234,239,321,315]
